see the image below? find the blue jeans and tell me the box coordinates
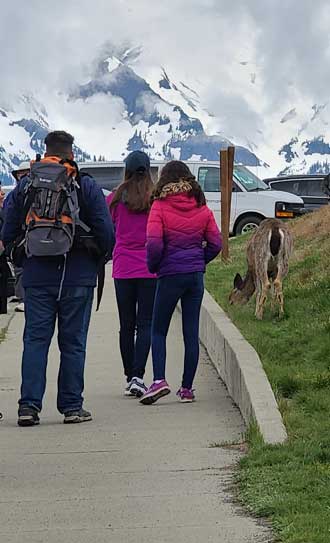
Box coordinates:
[20,286,94,413]
[114,278,157,381]
[14,266,24,302]
[152,272,204,389]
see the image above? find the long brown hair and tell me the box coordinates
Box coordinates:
[110,170,154,212]
[153,161,206,207]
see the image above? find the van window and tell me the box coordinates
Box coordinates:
[150,166,159,183]
[198,166,243,192]
[198,167,220,192]
[234,166,268,191]
[80,166,124,191]
[80,165,159,189]
[271,179,326,197]
[297,179,325,197]
[270,180,298,194]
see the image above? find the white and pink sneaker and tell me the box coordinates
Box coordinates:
[140,380,171,405]
[176,388,195,403]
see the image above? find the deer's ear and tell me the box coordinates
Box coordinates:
[233,273,244,290]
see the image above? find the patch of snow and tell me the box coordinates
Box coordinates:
[106,56,122,73]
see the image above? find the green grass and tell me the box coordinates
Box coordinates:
[205,213,330,543]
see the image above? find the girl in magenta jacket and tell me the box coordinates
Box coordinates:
[107,151,156,398]
[140,161,222,405]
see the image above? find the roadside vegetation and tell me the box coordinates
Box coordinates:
[205,206,330,543]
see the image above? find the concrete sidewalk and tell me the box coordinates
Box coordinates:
[0,273,270,543]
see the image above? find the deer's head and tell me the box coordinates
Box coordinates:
[229,273,254,305]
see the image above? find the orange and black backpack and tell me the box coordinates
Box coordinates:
[22,156,90,258]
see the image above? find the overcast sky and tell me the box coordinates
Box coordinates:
[1,0,330,169]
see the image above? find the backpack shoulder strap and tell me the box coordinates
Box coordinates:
[68,184,91,233]
[56,159,91,232]
[20,176,36,227]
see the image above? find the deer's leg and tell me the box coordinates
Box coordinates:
[255,268,271,320]
[274,277,284,316]
[255,288,262,320]
[270,281,276,312]
[255,287,269,320]
[273,261,286,316]
[255,286,265,320]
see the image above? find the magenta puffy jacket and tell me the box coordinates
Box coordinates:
[146,193,222,277]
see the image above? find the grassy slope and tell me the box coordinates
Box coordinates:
[205,207,330,543]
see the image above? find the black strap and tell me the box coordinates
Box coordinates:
[0,255,8,314]
[21,181,36,228]
[96,260,105,311]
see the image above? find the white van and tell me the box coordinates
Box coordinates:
[79,160,304,235]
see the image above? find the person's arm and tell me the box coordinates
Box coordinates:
[146,200,165,273]
[0,205,5,252]
[204,210,222,264]
[0,212,4,255]
[1,186,24,248]
[82,178,115,259]
[106,191,117,226]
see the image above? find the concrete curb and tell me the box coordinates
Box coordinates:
[198,290,287,445]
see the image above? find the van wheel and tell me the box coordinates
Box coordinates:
[235,215,263,235]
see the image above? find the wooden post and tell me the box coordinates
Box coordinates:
[220,146,235,261]
[220,149,229,261]
[227,146,235,216]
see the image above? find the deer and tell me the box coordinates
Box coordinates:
[229,218,293,320]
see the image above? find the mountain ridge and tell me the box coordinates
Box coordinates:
[1,48,329,185]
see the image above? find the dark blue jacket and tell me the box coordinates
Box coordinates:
[0,207,5,234]
[2,175,114,288]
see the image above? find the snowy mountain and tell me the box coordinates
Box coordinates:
[0,96,91,186]
[276,102,330,175]
[1,45,330,186]
[279,136,330,175]
[70,53,262,166]
[0,48,261,186]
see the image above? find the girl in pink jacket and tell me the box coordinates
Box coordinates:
[107,151,156,398]
[140,161,222,405]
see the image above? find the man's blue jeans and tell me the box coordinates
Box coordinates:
[151,272,204,389]
[20,286,94,413]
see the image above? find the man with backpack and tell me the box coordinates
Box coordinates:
[2,131,114,427]
[5,161,31,313]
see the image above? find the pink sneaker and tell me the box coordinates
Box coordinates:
[177,388,195,403]
[140,380,170,405]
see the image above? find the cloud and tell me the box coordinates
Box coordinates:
[203,87,263,143]
[46,92,128,158]
[0,0,330,167]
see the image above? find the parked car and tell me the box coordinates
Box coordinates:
[79,160,305,235]
[264,174,329,212]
